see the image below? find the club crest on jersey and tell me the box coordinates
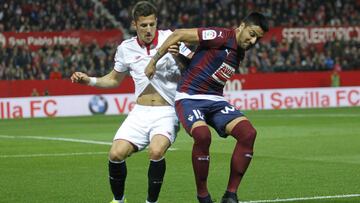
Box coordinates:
[212,62,235,85]
[202,30,217,40]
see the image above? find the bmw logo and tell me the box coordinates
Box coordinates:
[88,95,108,115]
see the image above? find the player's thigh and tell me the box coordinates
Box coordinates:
[149,106,179,145]
[175,99,209,134]
[224,116,248,135]
[114,107,151,151]
[209,101,245,137]
[109,139,136,161]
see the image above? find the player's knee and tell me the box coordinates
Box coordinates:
[246,127,257,146]
[232,120,257,147]
[192,126,212,147]
[109,147,129,161]
[148,146,165,160]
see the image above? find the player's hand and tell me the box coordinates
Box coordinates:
[145,59,157,79]
[70,72,90,84]
[168,42,181,56]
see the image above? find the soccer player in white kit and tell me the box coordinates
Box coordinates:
[70,2,191,203]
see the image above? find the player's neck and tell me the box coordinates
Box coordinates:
[235,28,241,46]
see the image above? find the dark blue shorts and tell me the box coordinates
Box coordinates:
[175,99,245,137]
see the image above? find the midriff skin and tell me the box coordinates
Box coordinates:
[136,85,170,106]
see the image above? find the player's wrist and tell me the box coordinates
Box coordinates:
[153,52,162,63]
[88,77,97,86]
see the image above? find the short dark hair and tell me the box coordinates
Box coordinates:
[132,1,157,21]
[243,12,269,32]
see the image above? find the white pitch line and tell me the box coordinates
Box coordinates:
[252,113,360,118]
[0,135,177,151]
[0,151,108,158]
[0,135,112,145]
[239,193,360,203]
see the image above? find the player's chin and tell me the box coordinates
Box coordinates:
[244,44,255,50]
[145,36,153,42]
[240,43,249,50]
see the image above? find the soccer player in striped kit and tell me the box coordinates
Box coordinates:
[71,1,191,203]
[145,12,269,203]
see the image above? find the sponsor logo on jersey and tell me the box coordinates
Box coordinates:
[225,49,230,56]
[212,62,235,85]
[202,30,217,40]
[218,31,224,38]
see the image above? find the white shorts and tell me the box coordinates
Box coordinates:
[114,104,178,151]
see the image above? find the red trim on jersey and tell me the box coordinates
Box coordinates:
[136,30,159,55]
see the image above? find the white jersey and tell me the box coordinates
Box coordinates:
[114,30,191,106]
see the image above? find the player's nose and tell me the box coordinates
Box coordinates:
[146,25,152,32]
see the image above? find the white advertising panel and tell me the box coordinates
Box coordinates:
[0,94,135,119]
[225,86,359,110]
[0,87,359,119]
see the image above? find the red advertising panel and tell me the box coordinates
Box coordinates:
[1,71,360,98]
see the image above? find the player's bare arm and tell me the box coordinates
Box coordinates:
[70,70,126,88]
[145,28,198,79]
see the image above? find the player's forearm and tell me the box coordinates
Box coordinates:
[153,29,198,63]
[93,77,119,88]
[152,32,181,63]
[89,70,125,88]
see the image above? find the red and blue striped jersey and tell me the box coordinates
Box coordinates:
[177,27,245,96]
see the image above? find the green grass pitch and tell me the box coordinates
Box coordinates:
[0,107,359,203]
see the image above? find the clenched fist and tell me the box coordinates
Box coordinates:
[70,72,90,84]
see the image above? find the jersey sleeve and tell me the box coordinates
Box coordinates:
[197,27,232,48]
[179,42,192,57]
[163,29,192,57]
[113,45,128,72]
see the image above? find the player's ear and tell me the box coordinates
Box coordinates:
[131,20,136,29]
[238,23,246,31]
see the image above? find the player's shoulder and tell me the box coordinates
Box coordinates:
[115,37,138,53]
[201,27,234,33]
[119,37,137,47]
[200,27,235,40]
